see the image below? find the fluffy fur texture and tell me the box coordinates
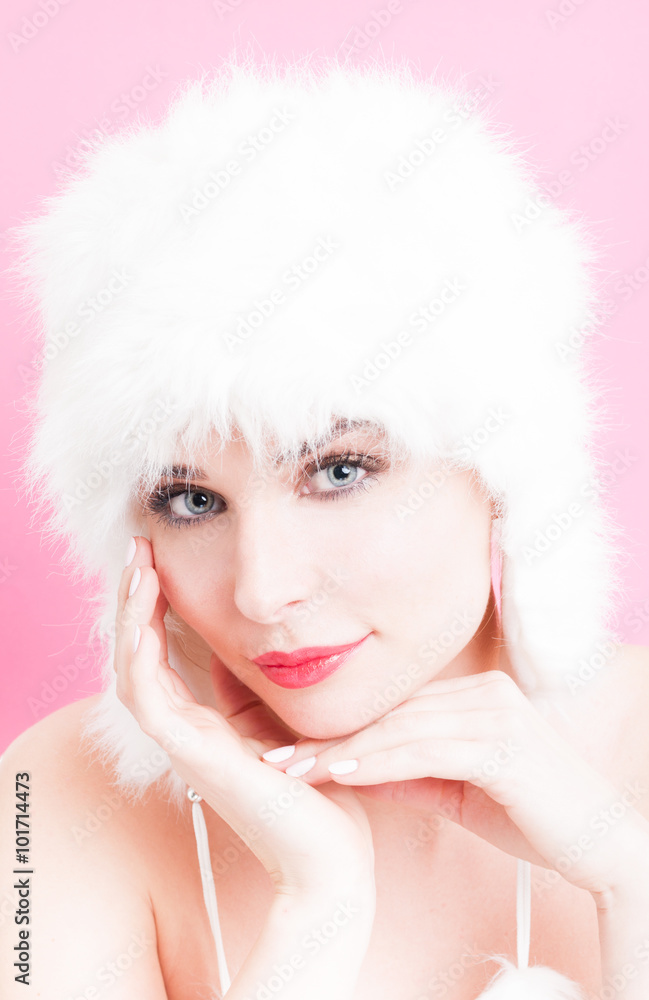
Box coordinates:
[474,957,587,998]
[10,52,621,822]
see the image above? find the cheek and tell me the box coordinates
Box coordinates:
[360,481,492,638]
[152,541,225,630]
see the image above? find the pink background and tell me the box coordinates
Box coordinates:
[1,0,647,753]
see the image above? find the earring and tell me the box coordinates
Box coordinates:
[490,514,503,626]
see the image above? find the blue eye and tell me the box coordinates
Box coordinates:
[304,458,366,495]
[169,489,217,518]
[143,486,222,529]
[143,450,389,529]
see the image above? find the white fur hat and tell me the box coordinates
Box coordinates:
[9,51,621,813]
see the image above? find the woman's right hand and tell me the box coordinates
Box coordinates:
[115,536,376,899]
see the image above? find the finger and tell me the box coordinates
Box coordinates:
[261,671,519,767]
[129,624,179,742]
[265,708,494,774]
[323,739,488,786]
[140,537,170,661]
[115,562,160,708]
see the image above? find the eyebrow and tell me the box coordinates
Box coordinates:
[158,419,381,481]
[271,417,380,465]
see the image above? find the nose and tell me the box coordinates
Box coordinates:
[230,498,320,625]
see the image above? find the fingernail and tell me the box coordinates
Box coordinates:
[262,745,296,762]
[133,624,141,654]
[285,755,317,777]
[125,536,137,567]
[128,567,141,597]
[328,759,358,775]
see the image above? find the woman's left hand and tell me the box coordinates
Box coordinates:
[260,669,649,901]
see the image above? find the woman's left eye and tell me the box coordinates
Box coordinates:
[300,453,384,499]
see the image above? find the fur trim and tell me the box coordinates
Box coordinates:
[475,957,587,998]
[8,50,623,797]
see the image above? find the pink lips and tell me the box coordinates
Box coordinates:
[252,634,371,688]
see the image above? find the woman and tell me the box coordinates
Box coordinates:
[2,51,649,999]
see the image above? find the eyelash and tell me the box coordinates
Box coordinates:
[142,450,388,530]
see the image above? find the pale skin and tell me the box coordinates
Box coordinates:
[2,422,649,999]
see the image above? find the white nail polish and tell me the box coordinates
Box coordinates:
[125,536,137,567]
[128,567,141,597]
[262,745,296,762]
[133,624,141,654]
[285,756,317,778]
[328,759,358,775]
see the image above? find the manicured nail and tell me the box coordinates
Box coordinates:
[285,756,317,777]
[262,745,296,762]
[328,759,358,775]
[133,624,141,654]
[125,536,137,567]
[128,567,141,597]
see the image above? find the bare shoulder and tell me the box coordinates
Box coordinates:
[2,694,141,837]
[0,695,170,997]
[3,693,105,783]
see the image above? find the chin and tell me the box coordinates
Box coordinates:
[265,688,392,741]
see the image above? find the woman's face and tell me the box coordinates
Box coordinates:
[140,421,498,739]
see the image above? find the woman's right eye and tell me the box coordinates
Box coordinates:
[168,488,217,519]
[143,486,223,529]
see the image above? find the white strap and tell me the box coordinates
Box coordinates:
[516,858,531,969]
[187,785,531,988]
[188,787,232,995]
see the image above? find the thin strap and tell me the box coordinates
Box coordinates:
[186,784,532,989]
[187,787,231,995]
[516,858,531,968]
